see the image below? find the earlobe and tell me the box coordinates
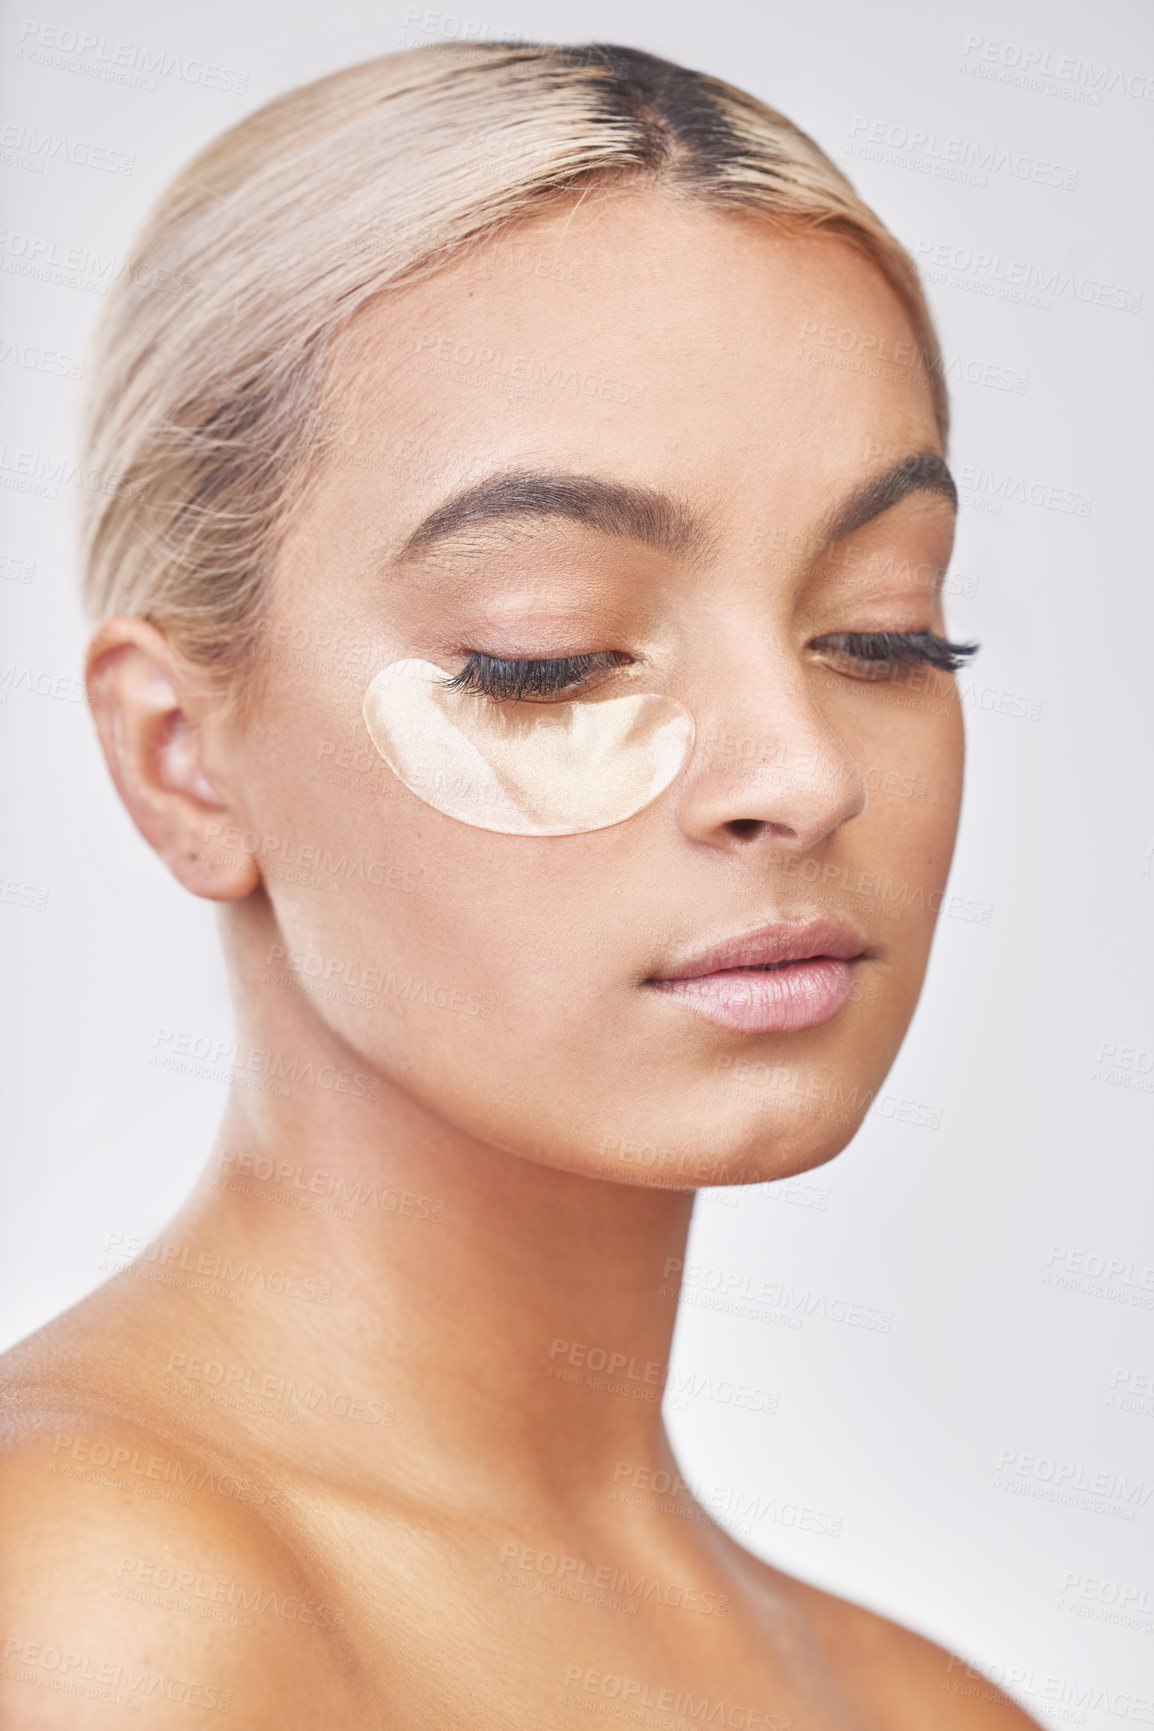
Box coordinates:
[85,617,261,902]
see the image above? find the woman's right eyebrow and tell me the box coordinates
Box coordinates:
[391,470,713,565]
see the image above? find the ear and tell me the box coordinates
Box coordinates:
[86,617,261,901]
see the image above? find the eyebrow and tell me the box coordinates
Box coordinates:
[395,470,710,564]
[392,455,956,566]
[818,452,957,546]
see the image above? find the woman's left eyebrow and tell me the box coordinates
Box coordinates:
[819,452,957,547]
[391,469,714,565]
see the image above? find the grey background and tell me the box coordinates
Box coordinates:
[2,0,1152,1719]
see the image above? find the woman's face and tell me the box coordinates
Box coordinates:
[220,189,962,1186]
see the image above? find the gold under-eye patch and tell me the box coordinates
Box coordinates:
[362,659,694,836]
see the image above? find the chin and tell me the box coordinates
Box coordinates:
[578,1095,868,1190]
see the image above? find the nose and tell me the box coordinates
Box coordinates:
[675,659,867,854]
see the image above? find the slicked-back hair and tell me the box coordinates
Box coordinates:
[80,41,948,683]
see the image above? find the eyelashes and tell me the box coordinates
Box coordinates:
[810,630,979,678]
[444,632,979,704]
[442,651,626,702]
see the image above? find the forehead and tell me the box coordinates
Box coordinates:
[317,189,941,545]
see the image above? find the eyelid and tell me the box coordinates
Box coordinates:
[442,650,630,702]
[809,630,979,673]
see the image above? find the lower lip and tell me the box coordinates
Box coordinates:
[646,957,856,1034]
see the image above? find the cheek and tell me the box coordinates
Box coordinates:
[235,670,674,1058]
[861,705,965,954]
[844,675,965,833]
[362,659,694,836]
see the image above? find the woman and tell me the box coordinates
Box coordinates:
[0,41,1041,1728]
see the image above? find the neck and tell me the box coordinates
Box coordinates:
[170,900,695,1520]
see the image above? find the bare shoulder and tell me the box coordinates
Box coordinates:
[746,1556,1044,1728]
[0,1368,364,1727]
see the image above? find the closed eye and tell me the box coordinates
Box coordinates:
[809,630,978,680]
[442,650,631,703]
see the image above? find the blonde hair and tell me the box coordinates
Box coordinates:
[81,41,947,679]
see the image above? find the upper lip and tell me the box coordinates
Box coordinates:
[647,917,869,982]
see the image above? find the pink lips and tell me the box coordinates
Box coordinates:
[645,919,866,1035]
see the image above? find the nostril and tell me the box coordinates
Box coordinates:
[727,818,767,841]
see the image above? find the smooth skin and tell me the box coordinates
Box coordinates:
[0,189,1041,1728]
